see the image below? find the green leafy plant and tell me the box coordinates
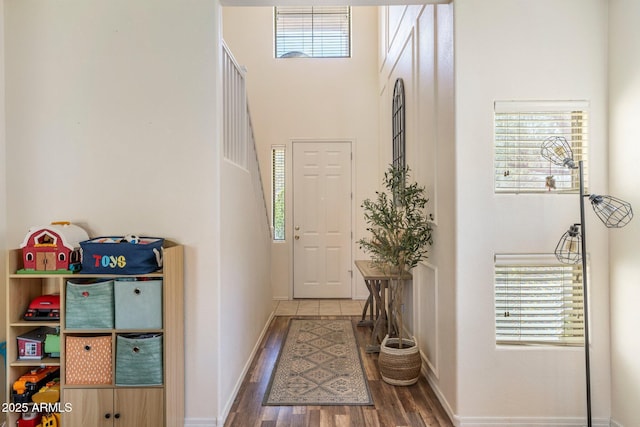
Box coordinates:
[359,165,433,271]
[358,165,433,347]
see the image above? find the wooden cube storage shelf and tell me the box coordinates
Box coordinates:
[4,243,184,427]
[64,388,164,427]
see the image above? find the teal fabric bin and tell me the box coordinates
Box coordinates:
[115,334,163,386]
[66,280,114,329]
[115,279,162,330]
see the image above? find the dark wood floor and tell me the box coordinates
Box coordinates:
[224,316,454,427]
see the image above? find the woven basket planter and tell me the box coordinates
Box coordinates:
[378,335,422,386]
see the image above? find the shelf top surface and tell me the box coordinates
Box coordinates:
[10,271,164,279]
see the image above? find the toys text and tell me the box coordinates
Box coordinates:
[92,254,127,269]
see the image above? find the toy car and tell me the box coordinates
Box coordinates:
[17,412,41,427]
[23,295,60,321]
[12,366,59,403]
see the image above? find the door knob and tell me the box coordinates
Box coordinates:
[295,226,300,230]
[295,235,300,240]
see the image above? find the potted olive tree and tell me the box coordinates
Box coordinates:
[358,165,433,385]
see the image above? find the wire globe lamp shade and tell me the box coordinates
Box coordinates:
[555,224,582,264]
[589,195,634,228]
[541,136,576,168]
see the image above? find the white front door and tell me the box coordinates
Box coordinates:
[292,141,352,298]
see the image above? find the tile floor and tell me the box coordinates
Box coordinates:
[274,299,366,316]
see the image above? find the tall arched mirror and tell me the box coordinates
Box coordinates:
[392,78,406,171]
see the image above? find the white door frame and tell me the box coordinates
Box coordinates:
[289,138,356,299]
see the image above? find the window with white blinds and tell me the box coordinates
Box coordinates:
[272,146,286,241]
[495,254,585,346]
[494,101,589,193]
[274,6,351,58]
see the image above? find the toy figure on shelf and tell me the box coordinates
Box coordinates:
[12,366,59,403]
[20,221,88,273]
[39,413,60,427]
[121,234,141,244]
[32,378,60,404]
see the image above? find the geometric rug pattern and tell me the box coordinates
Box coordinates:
[263,319,374,406]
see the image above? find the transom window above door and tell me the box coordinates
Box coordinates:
[274,6,351,58]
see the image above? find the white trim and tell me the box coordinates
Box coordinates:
[422,366,456,426]
[454,416,610,427]
[416,260,439,378]
[494,99,590,113]
[184,419,217,427]
[494,253,563,266]
[218,311,275,424]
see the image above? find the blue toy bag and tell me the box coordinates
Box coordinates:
[80,237,164,275]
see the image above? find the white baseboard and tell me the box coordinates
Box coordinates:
[217,311,275,424]
[454,415,611,427]
[184,418,217,427]
[421,364,456,424]
[420,360,613,427]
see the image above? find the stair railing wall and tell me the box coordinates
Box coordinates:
[222,41,271,238]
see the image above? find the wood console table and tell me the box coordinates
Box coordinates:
[354,260,412,353]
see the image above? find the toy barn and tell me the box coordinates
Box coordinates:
[17,327,57,360]
[20,222,89,272]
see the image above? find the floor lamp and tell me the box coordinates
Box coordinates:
[541,136,633,427]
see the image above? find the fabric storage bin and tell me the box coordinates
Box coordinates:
[115,279,162,329]
[44,331,60,357]
[80,237,164,275]
[65,279,114,329]
[65,335,113,385]
[115,334,163,386]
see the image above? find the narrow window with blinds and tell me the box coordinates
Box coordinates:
[272,147,286,241]
[494,101,589,193]
[274,6,351,58]
[495,254,585,346]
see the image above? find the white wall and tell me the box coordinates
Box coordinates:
[609,1,640,426]
[222,6,379,301]
[378,3,457,418]
[3,0,224,423]
[455,0,610,424]
[219,157,273,422]
[0,0,7,416]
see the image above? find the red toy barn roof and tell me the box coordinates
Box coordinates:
[20,222,89,251]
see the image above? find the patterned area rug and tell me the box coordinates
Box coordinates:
[263,318,373,406]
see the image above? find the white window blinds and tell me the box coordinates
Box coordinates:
[495,254,584,346]
[272,147,286,241]
[494,101,589,193]
[274,6,351,58]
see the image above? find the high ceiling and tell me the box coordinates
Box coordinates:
[220,0,450,6]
